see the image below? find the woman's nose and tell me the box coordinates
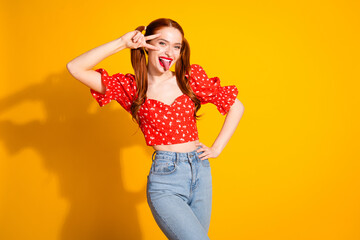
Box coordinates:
[165,47,173,56]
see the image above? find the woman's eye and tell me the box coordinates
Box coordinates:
[175,46,181,49]
[159,42,165,45]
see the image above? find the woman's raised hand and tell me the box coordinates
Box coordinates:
[121,30,160,50]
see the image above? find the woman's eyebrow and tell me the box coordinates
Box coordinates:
[158,38,182,45]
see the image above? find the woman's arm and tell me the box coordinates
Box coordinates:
[66,37,126,93]
[66,30,160,94]
[196,98,245,160]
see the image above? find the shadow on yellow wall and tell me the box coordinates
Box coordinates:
[0,70,152,239]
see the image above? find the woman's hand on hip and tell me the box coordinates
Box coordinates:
[196,142,221,160]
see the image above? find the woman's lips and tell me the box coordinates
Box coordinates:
[159,57,173,70]
[159,56,173,61]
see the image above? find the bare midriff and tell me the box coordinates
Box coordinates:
[151,140,200,153]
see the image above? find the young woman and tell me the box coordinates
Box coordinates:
[67,18,244,240]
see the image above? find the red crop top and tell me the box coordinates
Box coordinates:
[90,64,238,146]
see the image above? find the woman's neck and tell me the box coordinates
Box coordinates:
[147,69,175,84]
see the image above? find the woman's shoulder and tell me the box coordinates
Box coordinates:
[185,64,206,80]
[187,63,212,84]
[189,64,204,74]
[95,68,137,94]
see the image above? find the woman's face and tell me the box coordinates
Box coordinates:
[146,27,183,73]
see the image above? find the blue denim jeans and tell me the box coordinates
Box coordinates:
[146,146,212,240]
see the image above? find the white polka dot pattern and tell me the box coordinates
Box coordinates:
[186,64,239,115]
[138,94,199,146]
[90,68,137,113]
[90,64,238,146]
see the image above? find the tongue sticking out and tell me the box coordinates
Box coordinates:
[159,58,172,71]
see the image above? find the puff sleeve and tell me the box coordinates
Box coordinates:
[90,68,137,113]
[189,64,238,115]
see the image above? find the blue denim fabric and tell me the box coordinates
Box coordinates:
[146,146,212,240]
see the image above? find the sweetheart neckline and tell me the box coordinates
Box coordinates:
[145,94,187,106]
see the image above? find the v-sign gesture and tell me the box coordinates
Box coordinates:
[122,30,160,51]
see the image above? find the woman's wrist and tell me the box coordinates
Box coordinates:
[113,37,127,53]
[210,144,223,157]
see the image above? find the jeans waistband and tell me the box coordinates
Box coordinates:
[152,146,203,162]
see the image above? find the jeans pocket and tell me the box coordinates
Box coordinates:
[151,158,177,175]
[201,159,210,167]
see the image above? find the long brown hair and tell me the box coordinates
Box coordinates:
[130,18,201,125]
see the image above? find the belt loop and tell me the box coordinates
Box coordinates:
[176,152,179,165]
[152,151,156,161]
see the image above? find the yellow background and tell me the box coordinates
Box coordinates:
[1,0,359,239]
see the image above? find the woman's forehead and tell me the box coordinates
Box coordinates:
[155,27,182,43]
